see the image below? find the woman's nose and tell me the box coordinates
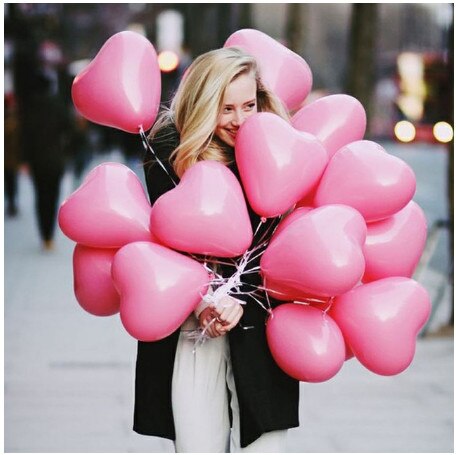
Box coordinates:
[231,110,245,127]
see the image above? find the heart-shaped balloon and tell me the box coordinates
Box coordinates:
[73,244,120,316]
[236,112,328,218]
[271,206,313,242]
[72,31,161,133]
[363,201,427,282]
[267,207,317,303]
[266,304,346,382]
[314,141,416,222]
[59,162,153,248]
[150,161,252,257]
[295,184,318,209]
[292,94,367,158]
[261,205,367,298]
[264,276,329,303]
[224,29,312,111]
[112,242,210,341]
[328,277,431,376]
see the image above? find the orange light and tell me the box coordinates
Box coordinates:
[394,121,416,143]
[433,121,453,143]
[158,50,179,72]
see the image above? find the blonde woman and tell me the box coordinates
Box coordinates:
[135,47,299,452]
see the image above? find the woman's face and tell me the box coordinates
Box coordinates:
[215,72,258,147]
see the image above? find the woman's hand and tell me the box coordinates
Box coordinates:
[198,296,244,338]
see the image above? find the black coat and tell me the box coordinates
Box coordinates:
[133,124,299,448]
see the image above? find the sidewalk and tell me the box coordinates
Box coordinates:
[4,159,454,453]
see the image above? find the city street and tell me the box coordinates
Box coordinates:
[4,142,454,453]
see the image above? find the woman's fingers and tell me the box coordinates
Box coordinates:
[215,304,244,332]
[220,306,244,331]
[217,303,239,324]
[213,297,244,321]
[201,316,225,338]
[201,296,245,335]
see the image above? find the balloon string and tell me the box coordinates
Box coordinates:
[245,245,269,265]
[233,280,331,307]
[252,218,265,240]
[203,257,238,267]
[139,127,178,187]
[253,215,282,247]
[188,213,294,349]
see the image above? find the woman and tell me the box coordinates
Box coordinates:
[135,47,299,452]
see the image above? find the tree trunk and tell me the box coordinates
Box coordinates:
[183,4,218,56]
[285,3,306,55]
[216,4,236,47]
[345,4,379,135]
[239,3,252,30]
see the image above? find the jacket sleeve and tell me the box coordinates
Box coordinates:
[143,125,180,205]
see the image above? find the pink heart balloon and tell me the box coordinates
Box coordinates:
[72,31,161,133]
[329,277,431,376]
[224,29,312,111]
[271,206,313,242]
[59,162,153,248]
[261,205,366,298]
[263,279,334,313]
[236,113,328,218]
[266,304,346,382]
[314,141,416,223]
[73,244,120,316]
[363,201,427,282]
[150,161,252,257]
[112,242,210,341]
[295,184,318,209]
[264,276,329,303]
[292,94,367,158]
[267,207,326,302]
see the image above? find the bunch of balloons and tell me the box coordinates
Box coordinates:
[60,29,431,383]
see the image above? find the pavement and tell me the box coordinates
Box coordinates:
[4,145,454,453]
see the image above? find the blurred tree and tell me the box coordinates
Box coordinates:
[345,4,379,134]
[183,4,252,56]
[239,4,253,29]
[183,4,218,56]
[217,4,235,46]
[285,3,307,55]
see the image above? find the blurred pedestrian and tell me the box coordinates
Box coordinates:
[118,129,143,170]
[67,112,93,188]
[4,94,21,217]
[21,42,70,251]
[136,47,299,452]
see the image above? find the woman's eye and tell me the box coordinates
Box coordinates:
[246,103,256,110]
[223,107,232,113]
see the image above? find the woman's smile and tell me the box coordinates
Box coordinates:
[215,71,258,147]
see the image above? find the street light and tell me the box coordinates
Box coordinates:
[158,50,180,73]
[433,121,453,143]
[394,120,416,143]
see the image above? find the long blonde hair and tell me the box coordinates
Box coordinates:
[149,47,289,178]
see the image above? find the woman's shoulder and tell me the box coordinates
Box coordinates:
[143,120,180,176]
[148,121,180,156]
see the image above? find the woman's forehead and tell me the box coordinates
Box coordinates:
[223,73,257,105]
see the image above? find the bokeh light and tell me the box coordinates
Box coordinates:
[158,50,179,72]
[433,121,453,143]
[394,120,416,143]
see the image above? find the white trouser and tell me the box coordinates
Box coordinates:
[172,315,288,453]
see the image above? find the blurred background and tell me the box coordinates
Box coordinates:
[4,3,454,453]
